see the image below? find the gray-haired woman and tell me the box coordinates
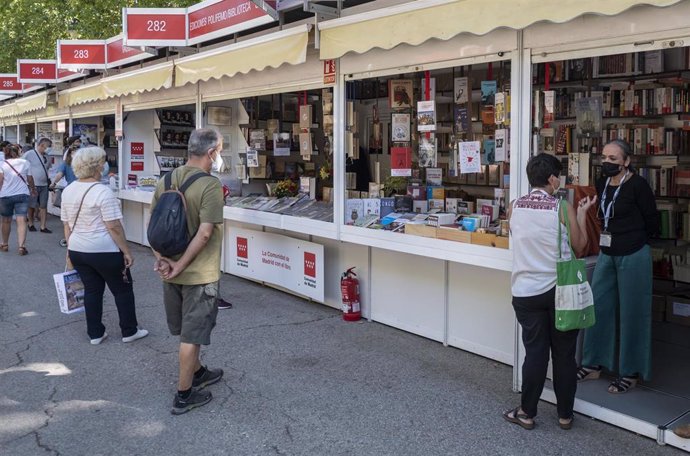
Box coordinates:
[61,147,148,345]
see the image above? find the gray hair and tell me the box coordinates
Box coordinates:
[37,137,52,147]
[188,128,221,157]
[72,146,106,179]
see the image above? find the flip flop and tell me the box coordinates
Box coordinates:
[502,406,535,430]
[559,416,574,430]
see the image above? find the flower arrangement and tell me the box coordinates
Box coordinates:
[274,179,298,198]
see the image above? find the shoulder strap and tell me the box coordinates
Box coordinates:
[34,150,50,181]
[69,183,99,232]
[164,171,173,191]
[178,171,212,194]
[4,160,29,189]
[557,200,576,260]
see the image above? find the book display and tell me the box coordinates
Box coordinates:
[345,62,511,248]
[154,106,195,175]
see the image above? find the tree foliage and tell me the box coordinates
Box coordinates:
[0,0,197,72]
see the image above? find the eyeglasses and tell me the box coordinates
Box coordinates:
[122,268,132,284]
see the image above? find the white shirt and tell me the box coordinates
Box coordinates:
[0,158,33,198]
[60,182,123,253]
[511,190,571,297]
[22,149,50,186]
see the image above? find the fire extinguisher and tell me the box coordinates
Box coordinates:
[340,267,361,321]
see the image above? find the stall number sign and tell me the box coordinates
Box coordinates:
[0,75,22,93]
[18,60,56,83]
[123,9,188,46]
[58,41,107,69]
[323,60,336,85]
[130,142,145,161]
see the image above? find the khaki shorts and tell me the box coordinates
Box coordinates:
[162,281,219,345]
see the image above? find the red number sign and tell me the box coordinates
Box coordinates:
[187,0,276,45]
[0,74,22,93]
[58,41,107,69]
[106,36,153,68]
[18,60,57,84]
[123,8,188,46]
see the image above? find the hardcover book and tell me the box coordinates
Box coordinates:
[389,79,413,109]
[454,77,469,104]
[363,198,381,217]
[426,168,443,186]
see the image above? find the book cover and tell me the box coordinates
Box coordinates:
[481,81,497,105]
[459,141,481,174]
[567,152,580,184]
[391,113,411,142]
[345,199,364,225]
[250,129,266,151]
[267,119,280,136]
[391,146,412,176]
[417,101,437,132]
[364,198,381,217]
[299,105,312,130]
[426,168,443,186]
[299,132,312,157]
[407,185,426,201]
[495,129,507,162]
[454,77,469,104]
[454,106,470,134]
[273,133,291,156]
[541,128,556,154]
[543,90,555,123]
[427,186,445,200]
[389,79,413,109]
[418,137,437,168]
[248,155,268,179]
[368,182,383,198]
[246,148,259,167]
[483,139,496,164]
[380,197,396,217]
[457,201,475,214]
[446,198,459,213]
[567,59,588,80]
[576,97,603,138]
[413,200,429,214]
[428,199,445,211]
[488,164,501,186]
[299,177,316,199]
[494,92,506,124]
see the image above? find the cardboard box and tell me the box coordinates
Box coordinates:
[666,296,690,327]
[405,223,437,238]
[471,232,508,249]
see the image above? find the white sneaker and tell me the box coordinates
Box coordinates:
[122,328,149,343]
[90,332,108,345]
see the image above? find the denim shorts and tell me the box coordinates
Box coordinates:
[28,185,49,209]
[0,194,30,217]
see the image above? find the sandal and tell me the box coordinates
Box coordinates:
[502,406,535,430]
[559,416,574,430]
[608,376,638,394]
[576,366,601,382]
[18,246,28,256]
[0,244,7,252]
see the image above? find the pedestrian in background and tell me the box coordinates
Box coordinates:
[23,138,53,233]
[0,144,36,255]
[62,146,148,345]
[505,153,595,430]
[151,128,225,415]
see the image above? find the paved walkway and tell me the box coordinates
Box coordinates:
[0,216,680,455]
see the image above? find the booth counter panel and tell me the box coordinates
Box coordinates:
[121,199,144,245]
[119,189,154,204]
[223,206,338,240]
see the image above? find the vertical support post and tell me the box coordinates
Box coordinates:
[333,62,345,241]
[443,260,449,347]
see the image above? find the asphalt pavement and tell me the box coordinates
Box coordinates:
[0,215,680,455]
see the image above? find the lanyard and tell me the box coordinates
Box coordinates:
[600,171,628,232]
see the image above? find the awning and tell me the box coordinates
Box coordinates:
[58,61,174,108]
[175,24,310,87]
[0,102,17,120]
[318,0,684,60]
[16,91,47,116]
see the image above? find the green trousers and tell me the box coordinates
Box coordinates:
[582,244,652,380]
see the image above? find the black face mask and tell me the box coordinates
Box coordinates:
[601,162,623,178]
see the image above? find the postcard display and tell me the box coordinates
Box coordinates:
[345,64,511,247]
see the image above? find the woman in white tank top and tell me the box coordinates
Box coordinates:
[503,153,595,431]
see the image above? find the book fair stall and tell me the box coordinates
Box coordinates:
[2,0,690,450]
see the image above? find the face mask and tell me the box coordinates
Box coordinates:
[211,151,225,173]
[601,162,623,178]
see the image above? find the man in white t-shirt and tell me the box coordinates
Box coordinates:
[23,138,52,233]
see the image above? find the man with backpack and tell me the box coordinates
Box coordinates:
[23,138,53,233]
[149,128,226,415]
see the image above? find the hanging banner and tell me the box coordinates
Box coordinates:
[57,40,107,70]
[17,60,83,84]
[187,0,277,45]
[228,228,324,302]
[106,35,156,68]
[122,7,188,47]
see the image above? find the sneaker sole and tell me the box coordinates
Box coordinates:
[171,393,213,415]
[194,370,224,390]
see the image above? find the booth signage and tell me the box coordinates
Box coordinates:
[228,228,325,302]
[17,60,83,84]
[57,40,107,70]
[131,162,144,171]
[187,0,277,45]
[123,8,188,47]
[323,59,336,85]
[130,142,145,161]
[106,35,156,68]
[0,74,23,94]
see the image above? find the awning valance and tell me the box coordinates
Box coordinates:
[16,91,47,116]
[175,24,310,87]
[58,61,174,108]
[318,0,685,60]
[0,102,17,120]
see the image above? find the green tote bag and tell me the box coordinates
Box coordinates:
[555,201,596,332]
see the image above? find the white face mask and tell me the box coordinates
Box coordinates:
[211,150,225,173]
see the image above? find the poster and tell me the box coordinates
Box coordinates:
[72,124,98,146]
[459,141,481,174]
[391,146,412,177]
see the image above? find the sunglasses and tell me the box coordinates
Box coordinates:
[122,267,133,284]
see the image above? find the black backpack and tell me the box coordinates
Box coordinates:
[147,170,212,257]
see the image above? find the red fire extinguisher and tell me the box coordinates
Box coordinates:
[340,267,361,321]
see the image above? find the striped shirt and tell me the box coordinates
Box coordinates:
[61,182,122,253]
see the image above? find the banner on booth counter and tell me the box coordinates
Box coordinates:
[57,40,107,70]
[187,0,277,45]
[17,60,82,84]
[123,7,188,47]
[228,228,324,302]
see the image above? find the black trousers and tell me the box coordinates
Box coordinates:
[513,287,579,419]
[69,251,138,339]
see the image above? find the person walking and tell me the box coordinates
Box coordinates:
[0,144,36,255]
[52,136,81,248]
[23,138,53,233]
[504,153,596,430]
[577,140,658,393]
[150,128,225,415]
[61,146,148,345]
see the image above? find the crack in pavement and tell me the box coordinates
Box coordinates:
[2,385,59,453]
[5,319,82,345]
[9,343,31,368]
[238,314,339,332]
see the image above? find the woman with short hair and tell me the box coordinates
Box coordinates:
[62,146,148,345]
[0,144,36,255]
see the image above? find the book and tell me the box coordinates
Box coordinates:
[454,106,470,134]
[250,130,266,151]
[299,105,312,130]
[495,92,506,124]
[454,77,469,104]
[427,186,445,200]
[380,197,395,217]
[457,201,475,215]
[418,137,437,168]
[392,113,411,142]
[391,146,412,176]
[576,97,603,138]
[273,133,291,156]
[368,182,382,198]
[413,200,429,214]
[459,141,481,174]
[299,177,316,199]
[299,132,312,158]
[481,81,497,105]
[363,198,381,217]
[543,90,555,123]
[428,199,445,211]
[541,128,556,154]
[248,154,268,178]
[495,129,507,162]
[388,79,413,109]
[446,198,459,214]
[417,101,436,132]
[426,168,443,186]
[407,185,426,200]
[483,139,496,164]
[345,199,364,225]
[246,148,259,167]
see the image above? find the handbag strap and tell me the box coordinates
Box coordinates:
[33,149,50,182]
[4,159,30,191]
[69,183,99,232]
[557,200,576,260]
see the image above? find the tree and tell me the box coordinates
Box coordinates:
[0,0,197,73]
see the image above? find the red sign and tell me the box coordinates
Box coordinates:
[106,36,154,68]
[187,0,276,45]
[323,59,336,85]
[304,252,316,278]
[130,142,145,160]
[130,161,144,172]
[17,60,82,84]
[237,237,248,259]
[57,40,107,69]
[123,8,188,46]
[0,74,22,93]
